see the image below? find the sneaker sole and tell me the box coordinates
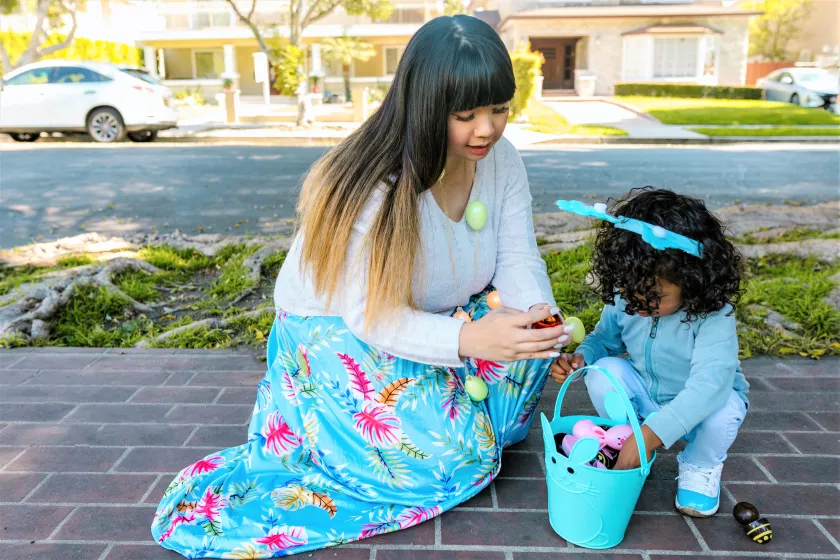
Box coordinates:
[675,497,719,518]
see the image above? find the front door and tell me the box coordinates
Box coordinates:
[531,38,577,90]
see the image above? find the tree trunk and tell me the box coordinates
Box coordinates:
[343,64,351,103]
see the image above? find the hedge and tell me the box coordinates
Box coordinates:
[0,32,141,74]
[510,45,544,118]
[614,83,763,100]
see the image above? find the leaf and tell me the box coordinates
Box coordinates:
[272,483,311,511]
[832,342,840,350]
[202,518,223,537]
[397,434,431,460]
[339,353,375,401]
[778,347,795,354]
[176,500,196,513]
[310,491,337,518]
[376,377,413,408]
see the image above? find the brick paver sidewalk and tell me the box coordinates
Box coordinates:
[0,348,838,559]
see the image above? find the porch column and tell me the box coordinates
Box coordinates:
[222,44,240,90]
[143,46,158,78]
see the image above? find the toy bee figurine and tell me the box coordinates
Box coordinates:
[733,502,773,544]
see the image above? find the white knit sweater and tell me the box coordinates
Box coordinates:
[273,136,556,368]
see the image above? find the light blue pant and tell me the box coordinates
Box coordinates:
[584,357,746,469]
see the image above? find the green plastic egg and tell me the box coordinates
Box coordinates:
[565,316,586,344]
[465,200,487,231]
[464,375,489,401]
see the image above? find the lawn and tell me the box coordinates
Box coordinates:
[690,126,840,137]
[521,101,628,136]
[617,96,840,126]
[2,238,838,361]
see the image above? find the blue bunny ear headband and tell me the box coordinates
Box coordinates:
[556,200,704,258]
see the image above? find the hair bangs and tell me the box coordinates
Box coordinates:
[446,45,515,113]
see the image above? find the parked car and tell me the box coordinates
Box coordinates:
[0,60,178,142]
[757,68,839,112]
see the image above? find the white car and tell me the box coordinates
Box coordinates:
[0,60,178,142]
[757,67,839,111]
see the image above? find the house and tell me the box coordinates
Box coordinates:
[468,0,763,96]
[132,0,446,99]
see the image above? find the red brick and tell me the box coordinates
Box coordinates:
[0,354,26,368]
[364,516,435,545]
[114,447,220,473]
[95,424,194,446]
[63,403,172,423]
[0,446,25,467]
[750,392,839,412]
[105,348,177,355]
[0,385,136,403]
[162,371,197,386]
[459,485,493,509]
[0,370,38,384]
[636,481,735,513]
[440,511,565,547]
[695,515,836,553]
[130,387,221,404]
[28,474,158,504]
[783,431,840,454]
[727,483,840,516]
[0,473,47,501]
[187,371,265,387]
[809,412,840,431]
[779,359,839,377]
[766,377,840,391]
[0,504,73,539]
[0,424,189,446]
[163,355,265,371]
[728,432,797,454]
[186,425,247,447]
[13,354,99,370]
[757,456,840,483]
[142,476,173,505]
[516,554,643,560]
[380,553,506,560]
[215,387,257,404]
[165,404,253,425]
[620,514,701,552]
[5,446,125,473]
[106,544,208,559]
[818,518,840,541]
[0,402,75,421]
[741,411,823,431]
[0,543,105,559]
[500,451,544,478]
[54,506,157,540]
[26,369,171,386]
[494,478,546,509]
[84,356,175,372]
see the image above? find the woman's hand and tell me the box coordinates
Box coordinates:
[613,425,662,470]
[550,353,585,384]
[459,305,570,362]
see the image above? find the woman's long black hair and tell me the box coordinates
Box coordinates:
[590,188,743,321]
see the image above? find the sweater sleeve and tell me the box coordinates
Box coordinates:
[644,307,740,448]
[336,210,467,369]
[490,150,555,312]
[576,301,627,366]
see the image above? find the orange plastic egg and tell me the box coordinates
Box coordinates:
[454,309,472,322]
[486,291,503,309]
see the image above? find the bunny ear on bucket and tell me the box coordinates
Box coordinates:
[568,437,601,465]
[604,391,629,423]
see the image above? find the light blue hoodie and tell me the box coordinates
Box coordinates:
[576,297,749,448]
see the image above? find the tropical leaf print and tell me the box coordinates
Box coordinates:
[430,430,481,473]
[367,446,412,488]
[176,500,197,514]
[306,323,348,354]
[502,360,527,398]
[271,483,311,512]
[396,505,442,529]
[339,353,375,402]
[441,373,470,424]
[360,520,401,539]
[202,518,224,537]
[187,455,224,477]
[158,512,196,543]
[302,409,319,448]
[228,479,262,508]
[310,491,338,518]
[472,359,504,383]
[261,411,301,456]
[400,366,448,411]
[325,529,350,547]
[432,461,460,504]
[353,401,402,447]
[397,433,431,460]
[473,411,497,454]
[376,377,413,408]
[517,392,540,427]
[362,348,395,382]
[255,525,308,552]
[223,543,270,559]
[280,369,300,405]
[196,487,227,522]
[254,378,273,411]
[294,343,312,378]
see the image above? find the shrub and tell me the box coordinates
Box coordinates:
[271,45,304,97]
[0,32,141,73]
[510,44,544,118]
[614,83,763,99]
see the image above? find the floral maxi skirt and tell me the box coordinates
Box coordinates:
[152,290,553,558]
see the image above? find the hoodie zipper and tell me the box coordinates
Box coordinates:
[645,316,660,402]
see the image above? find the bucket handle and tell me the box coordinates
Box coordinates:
[554,365,652,476]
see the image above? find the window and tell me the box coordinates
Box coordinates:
[779,73,794,85]
[702,36,718,78]
[653,37,698,79]
[51,67,110,84]
[119,68,161,85]
[385,47,404,75]
[194,50,225,79]
[4,68,51,86]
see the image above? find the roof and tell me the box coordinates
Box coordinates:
[622,23,724,35]
[501,5,763,28]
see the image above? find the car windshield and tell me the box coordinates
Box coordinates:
[120,68,160,85]
[796,71,827,83]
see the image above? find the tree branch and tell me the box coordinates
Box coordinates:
[223,0,277,62]
[302,0,343,28]
[36,3,78,59]
[247,0,257,20]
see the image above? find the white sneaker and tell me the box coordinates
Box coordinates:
[675,455,723,517]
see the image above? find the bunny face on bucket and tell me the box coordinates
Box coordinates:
[551,436,602,495]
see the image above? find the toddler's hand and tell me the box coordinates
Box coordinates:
[613,425,662,470]
[549,353,585,384]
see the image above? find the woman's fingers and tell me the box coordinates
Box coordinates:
[511,305,552,327]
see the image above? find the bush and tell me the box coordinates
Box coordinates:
[614,83,763,100]
[271,45,304,97]
[510,44,544,119]
[0,32,141,73]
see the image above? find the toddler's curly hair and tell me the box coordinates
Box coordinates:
[591,187,743,321]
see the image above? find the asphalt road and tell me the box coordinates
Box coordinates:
[1,142,838,249]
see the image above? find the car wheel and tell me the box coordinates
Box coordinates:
[790,93,800,106]
[127,130,158,142]
[87,108,126,143]
[9,132,40,142]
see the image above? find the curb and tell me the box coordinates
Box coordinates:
[533,136,840,145]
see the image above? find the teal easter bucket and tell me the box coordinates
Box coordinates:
[540,365,655,549]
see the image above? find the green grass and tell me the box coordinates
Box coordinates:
[735,228,840,245]
[617,96,840,125]
[0,264,43,297]
[521,101,628,136]
[114,269,162,303]
[209,244,260,300]
[691,126,840,137]
[137,246,214,275]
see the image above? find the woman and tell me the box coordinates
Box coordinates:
[153,15,570,558]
